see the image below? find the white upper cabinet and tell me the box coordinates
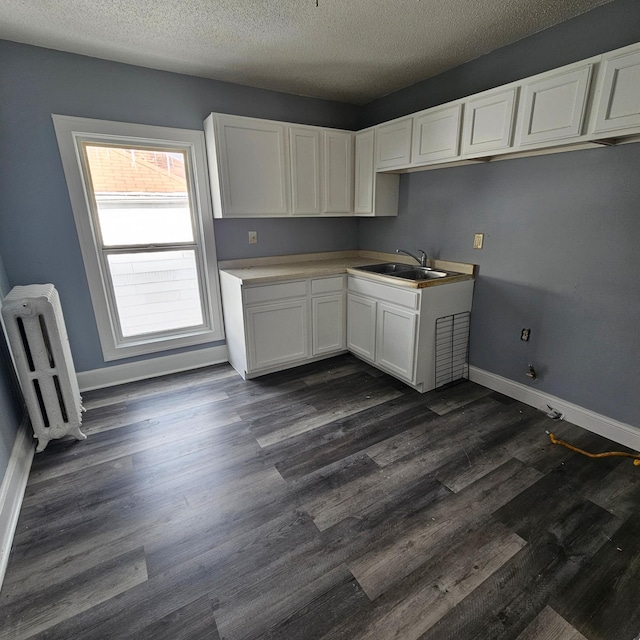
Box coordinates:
[206,114,355,218]
[323,130,353,214]
[517,64,593,146]
[411,103,463,164]
[593,46,640,135]
[375,118,413,169]
[354,128,400,217]
[461,87,518,156]
[207,41,640,216]
[210,114,289,217]
[354,129,375,214]
[289,126,322,215]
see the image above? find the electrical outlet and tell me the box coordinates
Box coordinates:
[473,233,484,249]
[521,328,531,341]
[248,231,258,245]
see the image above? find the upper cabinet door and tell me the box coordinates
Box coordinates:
[215,115,289,216]
[290,126,322,215]
[323,130,353,214]
[518,64,593,146]
[354,129,375,215]
[461,87,518,156]
[375,118,412,169]
[411,103,463,164]
[593,47,640,135]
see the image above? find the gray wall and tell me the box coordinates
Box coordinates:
[0,40,359,372]
[0,251,25,482]
[1,0,639,432]
[358,0,640,426]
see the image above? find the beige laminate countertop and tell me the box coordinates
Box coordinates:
[218,251,476,289]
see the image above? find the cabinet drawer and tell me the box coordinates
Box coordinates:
[348,276,419,310]
[311,275,345,294]
[244,280,308,305]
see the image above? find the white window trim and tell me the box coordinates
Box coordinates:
[52,114,225,361]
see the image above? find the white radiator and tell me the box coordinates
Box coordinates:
[2,284,86,452]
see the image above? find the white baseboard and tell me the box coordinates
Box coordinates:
[469,366,640,452]
[77,345,229,392]
[0,416,35,589]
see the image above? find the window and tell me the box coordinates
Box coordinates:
[53,116,224,361]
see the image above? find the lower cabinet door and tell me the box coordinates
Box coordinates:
[246,299,309,371]
[346,294,376,361]
[376,303,418,382]
[312,294,345,356]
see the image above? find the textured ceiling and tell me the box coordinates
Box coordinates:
[0,0,614,104]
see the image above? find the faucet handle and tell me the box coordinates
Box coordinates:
[418,250,428,267]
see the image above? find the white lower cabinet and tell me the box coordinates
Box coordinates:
[347,276,474,392]
[346,295,417,382]
[346,294,377,361]
[220,272,346,378]
[220,268,474,390]
[312,294,345,355]
[246,299,309,370]
[376,303,418,381]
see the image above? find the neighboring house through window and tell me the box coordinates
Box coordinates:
[53,115,224,361]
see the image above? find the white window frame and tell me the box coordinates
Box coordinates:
[52,115,225,361]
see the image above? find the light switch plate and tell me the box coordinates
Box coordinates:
[248,231,258,245]
[473,233,484,249]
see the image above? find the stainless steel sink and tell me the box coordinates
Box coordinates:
[356,263,451,280]
[393,268,449,280]
[357,263,414,274]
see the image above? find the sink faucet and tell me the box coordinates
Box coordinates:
[396,248,428,267]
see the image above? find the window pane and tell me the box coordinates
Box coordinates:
[107,251,204,337]
[84,145,194,246]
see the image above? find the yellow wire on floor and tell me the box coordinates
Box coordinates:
[546,431,640,467]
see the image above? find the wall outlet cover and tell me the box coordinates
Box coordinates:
[473,233,484,249]
[248,231,258,245]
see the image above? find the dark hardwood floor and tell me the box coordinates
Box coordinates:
[1,354,639,640]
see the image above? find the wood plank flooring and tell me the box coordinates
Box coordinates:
[1,354,639,640]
